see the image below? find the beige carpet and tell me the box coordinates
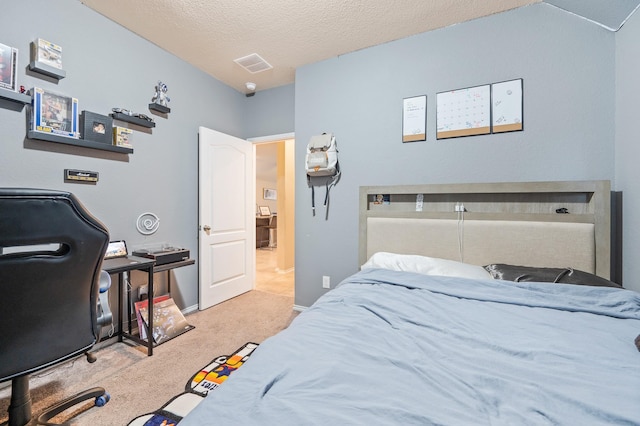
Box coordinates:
[0,290,297,425]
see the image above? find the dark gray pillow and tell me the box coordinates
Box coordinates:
[484,264,622,288]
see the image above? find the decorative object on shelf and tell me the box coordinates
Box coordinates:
[373,194,390,205]
[80,110,113,144]
[0,42,18,91]
[31,38,62,69]
[111,107,154,123]
[30,87,79,139]
[28,38,65,79]
[113,126,133,148]
[0,87,30,106]
[150,80,170,108]
[111,107,156,128]
[136,212,160,235]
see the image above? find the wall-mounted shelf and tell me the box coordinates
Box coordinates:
[111,112,156,128]
[27,131,133,154]
[28,61,66,80]
[149,103,170,114]
[0,88,31,106]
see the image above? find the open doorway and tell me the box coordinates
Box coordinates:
[253,135,295,298]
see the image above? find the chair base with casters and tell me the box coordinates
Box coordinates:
[8,376,110,426]
[35,387,110,426]
[7,270,113,426]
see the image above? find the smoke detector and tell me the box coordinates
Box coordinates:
[245,82,256,97]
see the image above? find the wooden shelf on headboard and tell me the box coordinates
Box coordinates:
[359,180,611,279]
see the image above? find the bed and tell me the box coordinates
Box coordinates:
[181,180,640,425]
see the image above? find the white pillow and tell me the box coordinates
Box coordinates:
[361,252,492,280]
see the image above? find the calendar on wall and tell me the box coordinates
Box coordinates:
[492,79,523,133]
[436,85,491,139]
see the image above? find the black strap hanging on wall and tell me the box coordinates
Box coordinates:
[307,162,341,220]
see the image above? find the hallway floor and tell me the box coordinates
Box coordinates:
[255,247,294,298]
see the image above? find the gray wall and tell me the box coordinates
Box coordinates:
[615,8,640,289]
[2,1,636,312]
[294,3,621,307]
[245,84,295,139]
[0,0,294,310]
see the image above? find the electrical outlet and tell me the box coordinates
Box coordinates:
[322,275,331,289]
[138,284,148,301]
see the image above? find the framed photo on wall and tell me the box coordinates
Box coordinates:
[263,188,277,200]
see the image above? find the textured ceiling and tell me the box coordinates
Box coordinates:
[80,0,539,94]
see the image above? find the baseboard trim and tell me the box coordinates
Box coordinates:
[293,304,307,312]
[183,304,199,315]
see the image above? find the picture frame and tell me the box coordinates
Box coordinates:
[263,188,277,200]
[259,206,271,216]
[31,87,79,139]
[402,95,426,142]
[0,42,18,91]
[81,110,113,144]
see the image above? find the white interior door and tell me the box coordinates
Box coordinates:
[198,127,255,310]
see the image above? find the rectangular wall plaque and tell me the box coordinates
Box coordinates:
[65,169,99,182]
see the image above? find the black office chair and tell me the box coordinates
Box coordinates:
[0,189,111,426]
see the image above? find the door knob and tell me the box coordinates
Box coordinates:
[203,225,211,231]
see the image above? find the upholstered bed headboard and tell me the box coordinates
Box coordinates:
[359,181,611,279]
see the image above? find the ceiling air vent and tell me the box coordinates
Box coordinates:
[234,53,273,73]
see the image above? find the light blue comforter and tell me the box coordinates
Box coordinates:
[181,269,640,425]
